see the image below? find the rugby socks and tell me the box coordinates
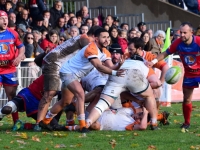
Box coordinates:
[125,123,135,131]
[86,118,92,128]
[65,125,77,131]
[78,114,85,130]
[66,119,75,125]
[182,103,192,125]
[12,112,19,123]
[151,118,157,125]
[43,111,57,124]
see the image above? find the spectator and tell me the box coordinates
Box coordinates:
[16,24,27,42]
[41,29,48,40]
[55,17,65,34]
[137,22,147,33]
[80,6,89,24]
[32,30,42,44]
[32,15,45,32]
[169,29,175,42]
[68,11,75,18]
[151,30,166,55]
[21,32,43,66]
[42,17,52,31]
[85,18,92,28]
[16,9,31,27]
[58,32,67,45]
[120,23,129,31]
[128,28,137,41]
[63,13,69,28]
[136,30,142,37]
[93,17,99,26]
[113,16,120,28]
[0,0,6,11]
[105,15,114,28]
[168,0,184,8]
[8,12,16,23]
[69,26,79,37]
[40,29,59,52]
[8,19,16,30]
[43,10,51,20]
[5,0,14,15]
[11,0,17,10]
[103,23,110,31]
[27,26,33,33]
[80,24,89,34]
[77,15,82,23]
[67,16,77,28]
[140,31,153,51]
[28,0,46,20]
[195,26,200,36]
[147,29,153,38]
[109,26,119,44]
[15,2,25,21]
[49,0,63,28]
[118,29,128,53]
[184,0,199,14]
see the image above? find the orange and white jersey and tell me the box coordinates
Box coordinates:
[81,68,108,92]
[44,34,89,67]
[98,108,135,131]
[60,42,111,78]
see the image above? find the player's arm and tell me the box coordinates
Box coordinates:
[104,59,123,70]
[90,58,124,76]
[134,108,148,130]
[13,46,25,66]
[159,64,169,84]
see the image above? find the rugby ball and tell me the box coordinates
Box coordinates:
[165,66,182,84]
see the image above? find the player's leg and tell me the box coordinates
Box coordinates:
[3,73,19,123]
[181,87,193,129]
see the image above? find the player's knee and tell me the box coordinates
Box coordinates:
[1,106,12,114]
[74,90,84,100]
[94,98,111,115]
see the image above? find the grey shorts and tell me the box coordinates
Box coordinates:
[60,72,81,88]
[42,63,61,91]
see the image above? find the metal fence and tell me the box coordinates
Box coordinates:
[62,0,89,13]
[116,13,144,29]
[89,6,117,19]
[146,21,172,32]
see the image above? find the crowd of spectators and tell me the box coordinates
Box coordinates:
[1,0,200,67]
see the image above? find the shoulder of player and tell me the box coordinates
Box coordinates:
[6,28,19,38]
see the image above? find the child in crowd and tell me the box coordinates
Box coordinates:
[118,29,128,54]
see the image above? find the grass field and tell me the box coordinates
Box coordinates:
[1,102,200,150]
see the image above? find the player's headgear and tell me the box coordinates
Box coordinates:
[109,43,123,54]
[0,11,8,17]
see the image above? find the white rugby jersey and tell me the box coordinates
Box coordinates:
[98,108,135,131]
[43,35,85,67]
[81,68,108,92]
[60,42,111,78]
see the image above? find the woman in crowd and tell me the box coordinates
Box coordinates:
[109,26,119,44]
[140,31,153,52]
[40,29,59,52]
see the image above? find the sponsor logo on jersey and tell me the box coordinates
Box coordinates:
[0,43,9,54]
[184,55,196,65]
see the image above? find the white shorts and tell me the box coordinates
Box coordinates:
[60,72,81,88]
[102,69,149,99]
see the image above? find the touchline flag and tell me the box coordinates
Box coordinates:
[162,27,171,52]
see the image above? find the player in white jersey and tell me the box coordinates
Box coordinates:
[35,26,102,131]
[91,107,148,131]
[40,28,125,132]
[86,54,159,130]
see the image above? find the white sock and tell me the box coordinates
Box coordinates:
[86,119,92,127]
[77,114,85,120]
[151,118,157,124]
[45,111,57,118]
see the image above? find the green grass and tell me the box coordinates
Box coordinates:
[1,102,200,150]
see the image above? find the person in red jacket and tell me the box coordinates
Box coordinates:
[40,29,59,52]
[118,29,128,54]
